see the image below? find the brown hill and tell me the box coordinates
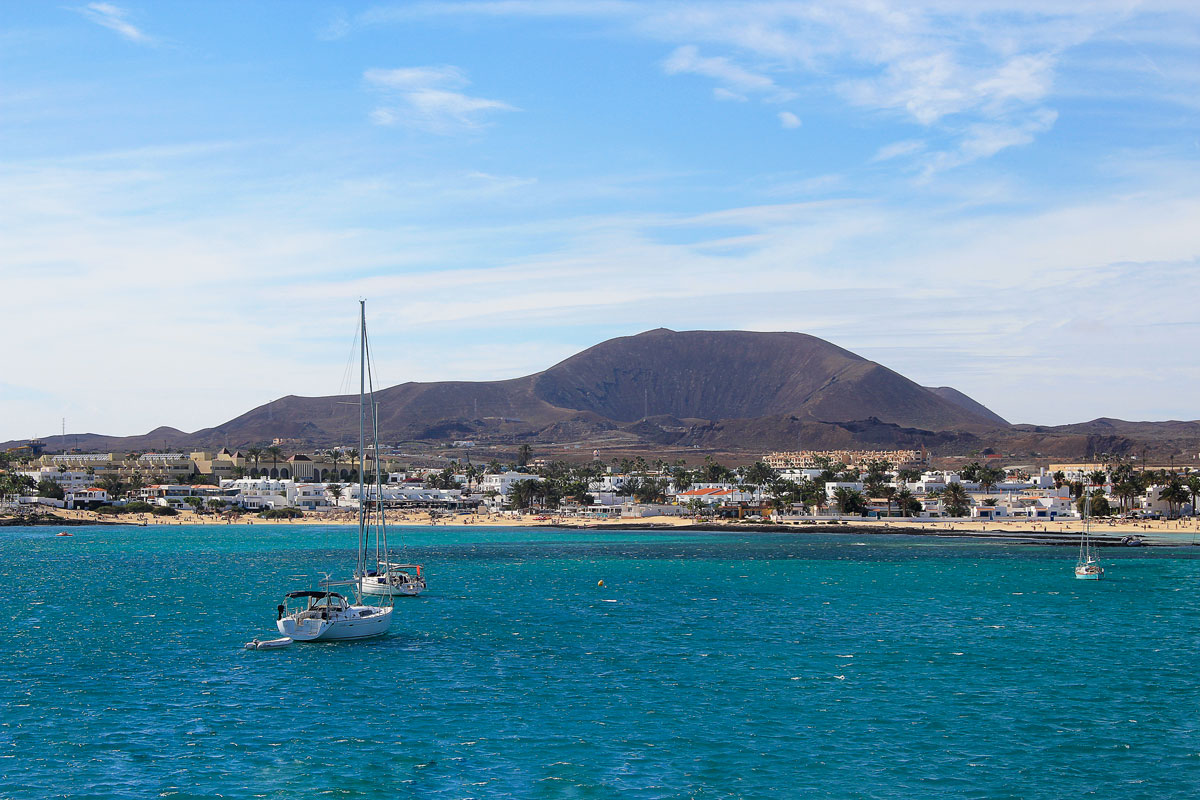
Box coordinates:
[532,329,1001,430]
[198,328,1005,446]
[9,328,1041,455]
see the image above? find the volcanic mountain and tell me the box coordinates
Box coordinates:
[20,329,1018,454]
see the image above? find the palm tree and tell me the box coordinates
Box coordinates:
[700,456,730,484]
[671,466,693,493]
[264,445,284,478]
[97,474,125,499]
[517,444,532,468]
[896,487,915,517]
[1159,479,1190,519]
[744,461,777,491]
[940,482,971,517]
[833,487,866,516]
[880,486,898,517]
[1112,479,1137,514]
[246,447,263,477]
[810,486,830,516]
[1186,475,1200,517]
[978,466,1004,495]
[509,478,539,509]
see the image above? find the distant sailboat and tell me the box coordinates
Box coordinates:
[274,301,395,641]
[1075,481,1103,580]
[354,304,425,598]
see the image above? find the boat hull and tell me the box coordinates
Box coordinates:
[360,576,424,597]
[277,606,393,641]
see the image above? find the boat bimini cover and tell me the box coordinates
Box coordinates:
[285,591,346,601]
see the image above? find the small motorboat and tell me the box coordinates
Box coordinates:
[1121,535,1146,547]
[55,531,73,537]
[244,636,293,650]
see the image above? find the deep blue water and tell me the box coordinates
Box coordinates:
[2,524,1199,799]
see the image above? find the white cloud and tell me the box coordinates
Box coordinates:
[5,141,1200,437]
[778,111,802,129]
[364,65,516,133]
[872,139,926,162]
[348,2,1199,170]
[713,87,748,102]
[920,108,1058,176]
[76,2,152,44]
[663,45,778,94]
[364,66,469,91]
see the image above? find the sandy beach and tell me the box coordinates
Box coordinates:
[13,506,1200,543]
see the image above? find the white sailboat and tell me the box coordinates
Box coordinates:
[360,562,427,597]
[1074,482,1104,580]
[275,301,395,641]
[355,307,425,599]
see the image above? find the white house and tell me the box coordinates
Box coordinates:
[824,481,865,501]
[65,487,108,509]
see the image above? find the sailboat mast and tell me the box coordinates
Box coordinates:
[358,300,367,579]
[363,323,388,567]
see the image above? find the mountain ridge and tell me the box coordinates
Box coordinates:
[8,329,1198,459]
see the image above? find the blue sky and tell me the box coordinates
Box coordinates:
[2,1,1199,442]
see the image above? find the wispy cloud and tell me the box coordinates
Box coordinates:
[663,45,780,95]
[76,2,152,44]
[364,66,516,133]
[873,139,925,162]
[345,2,1198,171]
[919,109,1058,177]
[5,139,1200,436]
[777,111,801,129]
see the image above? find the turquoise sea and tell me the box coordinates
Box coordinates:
[2,523,1199,799]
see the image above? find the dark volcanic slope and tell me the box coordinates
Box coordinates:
[533,329,1002,430]
[925,386,1010,426]
[13,328,1013,452]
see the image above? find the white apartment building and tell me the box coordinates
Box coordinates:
[19,468,90,491]
[481,473,539,497]
[341,483,467,509]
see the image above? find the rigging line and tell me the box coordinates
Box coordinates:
[364,325,391,562]
[336,316,361,415]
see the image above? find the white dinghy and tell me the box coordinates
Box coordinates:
[244,636,294,650]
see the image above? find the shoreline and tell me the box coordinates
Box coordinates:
[6,507,1198,546]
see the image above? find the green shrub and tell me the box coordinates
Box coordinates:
[37,480,65,500]
[95,505,121,515]
[259,507,303,519]
[124,501,155,513]
[151,506,178,517]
